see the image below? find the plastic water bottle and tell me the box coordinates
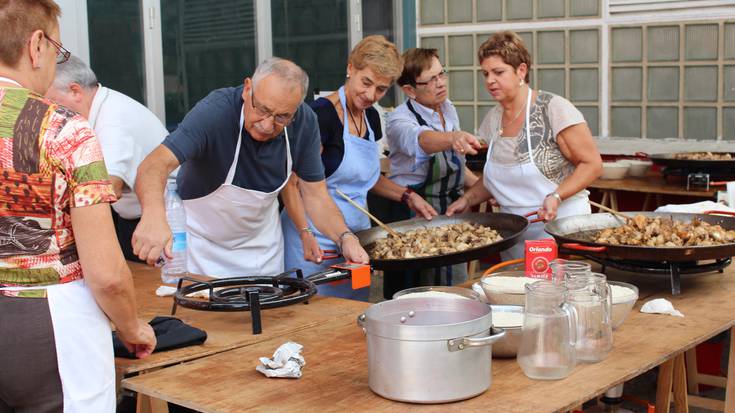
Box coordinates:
[161,180,188,284]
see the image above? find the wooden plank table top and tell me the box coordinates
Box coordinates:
[116,263,370,376]
[123,267,735,413]
[588,173,717,198]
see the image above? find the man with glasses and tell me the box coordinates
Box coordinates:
[133,57,369,278]
[381,48,483,298]
[46,56,169,263]
[0,1,155,411]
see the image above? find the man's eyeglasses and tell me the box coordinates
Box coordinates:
[250,91,294,126]
[43,33,70,64]
[414,69,447,87]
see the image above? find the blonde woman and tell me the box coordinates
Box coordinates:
[447,31,602,259]
[281,36,436,300]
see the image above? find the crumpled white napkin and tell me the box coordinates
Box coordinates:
[640,298,684,317]
[155,286,177,297]
[256,341,305,378]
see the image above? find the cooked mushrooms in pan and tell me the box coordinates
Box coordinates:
[594,215,735,247]
[371,222,503,259]
[672,152,732,161]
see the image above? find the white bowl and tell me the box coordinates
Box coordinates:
[609,280,639,330]
[600,162,629,180]
[490,305,524,358]
[393,286,480,301]
[480,271,541,305]
[619,159,652,177]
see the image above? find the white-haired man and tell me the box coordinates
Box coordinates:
[46,56,168,262]
[133,57,369,277]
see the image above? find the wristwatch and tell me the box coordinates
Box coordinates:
[300,226,313,236]
[546,191,562,203]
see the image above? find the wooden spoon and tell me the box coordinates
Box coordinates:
[589,200,633,223]
[335,189,399,237]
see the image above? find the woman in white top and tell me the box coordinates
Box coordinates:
[447,31,602,259]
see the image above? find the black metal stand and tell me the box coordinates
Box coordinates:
[594,257,731,295]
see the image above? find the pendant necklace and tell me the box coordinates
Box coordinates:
[498,87,528,136]
[346,100,364,137]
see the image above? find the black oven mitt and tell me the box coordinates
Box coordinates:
[113,316,207,359]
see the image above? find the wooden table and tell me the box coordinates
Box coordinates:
[117,263,369,377]
[589,173,717,211]
[123,267,735,413]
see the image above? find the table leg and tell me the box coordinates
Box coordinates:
[610,191,619,212]
[673,353,690,413]
[657,358,675,412]
[685,348,699,395]
[136,394,169,413]
[725,326,735,412]
[600,191,610,209]
[642,193,652,211]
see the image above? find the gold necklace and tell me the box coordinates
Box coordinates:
[498,88,528,136]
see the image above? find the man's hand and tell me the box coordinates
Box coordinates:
[117,319,157,359]
[301,230,324,264]
[340,234,369,264]
[132,213,172,266]
[406,192,438,220]
[451,131,483,156]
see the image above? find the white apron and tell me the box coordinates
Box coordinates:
[1,76,115,412]
[0,281,116,413]
[281,87,379,300]
[483,89,590,260]
[184,108,292,278]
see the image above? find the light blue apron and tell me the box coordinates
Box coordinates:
[281,86,380,300]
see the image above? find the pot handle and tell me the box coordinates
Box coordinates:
[524,211,544,224]
[562,243,607,252]
[357,314,367,335]
[703,210,735,217]
[447,327,506,352]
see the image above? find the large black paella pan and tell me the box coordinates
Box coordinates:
[545,211,735,262]
[355,212,530,271]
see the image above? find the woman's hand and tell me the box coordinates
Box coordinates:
[538,193,562,221]
[446,195,470,216]
[451,131,483,155]
[300,229,324,264]
[406,192,438,220]
[340,234,369,264]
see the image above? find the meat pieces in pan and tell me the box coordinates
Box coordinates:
[371,222,503,259]
[594,215,735,247]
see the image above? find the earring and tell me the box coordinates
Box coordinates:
[346,74,350,79]
[519,79,524,86]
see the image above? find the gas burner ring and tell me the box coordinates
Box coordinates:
[211,285,285,303]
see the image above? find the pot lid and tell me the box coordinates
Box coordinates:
[362,296,492,341]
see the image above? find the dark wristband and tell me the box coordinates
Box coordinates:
[401,188,415,205]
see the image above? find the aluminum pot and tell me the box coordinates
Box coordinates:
[357,296,506,403]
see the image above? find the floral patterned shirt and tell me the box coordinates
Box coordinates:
[0,87,116,297]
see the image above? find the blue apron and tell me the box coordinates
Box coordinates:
[281,86,380,300]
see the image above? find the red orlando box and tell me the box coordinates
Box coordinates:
[525,239,558,279]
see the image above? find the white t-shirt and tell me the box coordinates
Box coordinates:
[478,91,585,185]
[88,85,168,219]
